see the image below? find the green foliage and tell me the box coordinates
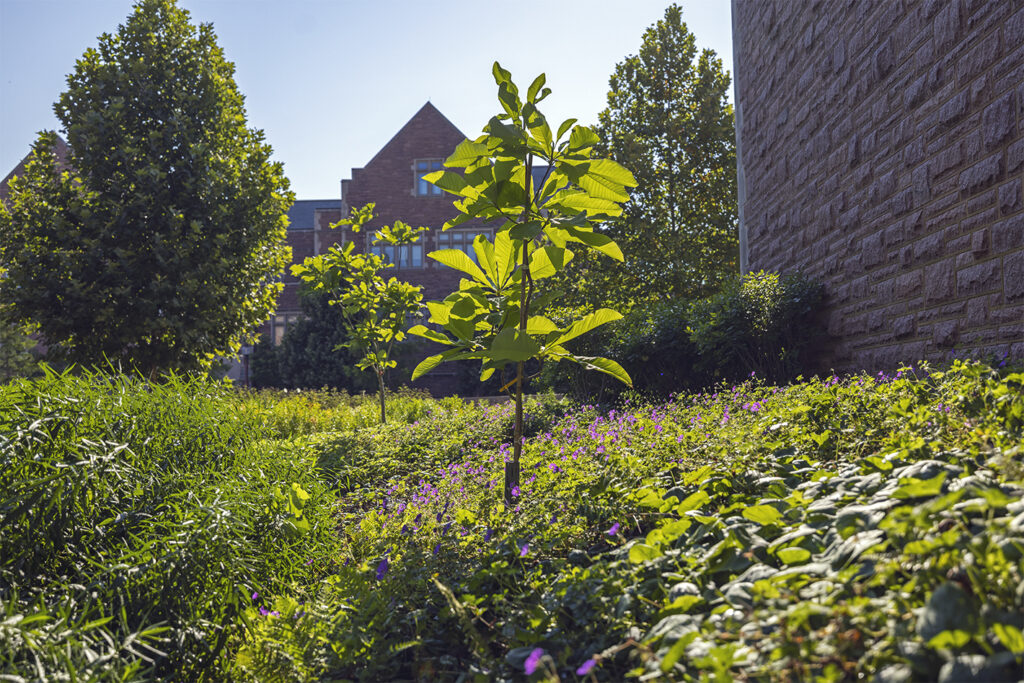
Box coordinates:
[0,369,340,680]
[688,270,825,384]
[0,0,292,375]
[231,361,1024,682]
[249,291,375,393]
[408,63,635,503]
[560,3,738,309]
[0,312,40,382]
[293,204,424,424]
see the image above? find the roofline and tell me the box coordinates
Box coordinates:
[361,101,467,169]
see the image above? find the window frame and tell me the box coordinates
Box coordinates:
[413,158,444,197]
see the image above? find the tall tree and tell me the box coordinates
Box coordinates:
[562,4,737,309]
[0,0,292,374]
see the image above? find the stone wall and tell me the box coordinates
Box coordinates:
[733,0,1024,371]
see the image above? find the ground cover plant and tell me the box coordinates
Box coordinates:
[2,360,1021,681]
[232,359,1024,682]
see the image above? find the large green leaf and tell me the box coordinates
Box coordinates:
[576,355,632,387]
[529,245,573,280]
[525,315,559,335]
[444,139,489,168]
[428,249,490,286]
[487,327,541,362]
[411,354,444,381]
[555,308,622,345]
[553,191,622,216]
[423,170,470,196]
[472,236,496,285]
[407,325,453,345]
[564,226,624,261]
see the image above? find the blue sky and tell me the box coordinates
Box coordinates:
[0,0,733,199]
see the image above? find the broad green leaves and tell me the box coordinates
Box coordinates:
[409,63,636,392]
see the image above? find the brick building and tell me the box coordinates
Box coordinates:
[258,102,497,392]
[732,0,1024,371]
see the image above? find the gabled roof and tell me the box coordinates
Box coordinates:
[363,101,466,169]
[0,134,72,204]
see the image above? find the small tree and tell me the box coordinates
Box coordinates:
[0,0,292,374]
[408,63,636,504]
[292,205,424,424]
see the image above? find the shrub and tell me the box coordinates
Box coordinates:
[687,270,824,385]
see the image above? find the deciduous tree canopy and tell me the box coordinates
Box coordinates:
[0,0,292,374]
[561,4,738,309]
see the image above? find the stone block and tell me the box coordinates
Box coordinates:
[992,213,1024,252]
[932,319,959,347]
[863,232,885,268]
[955,31,1001,83]
[1007,6,1024,50]
[1009,138,1024,175]
[915,231,946,262]
[925,258,956,301]
[957,259,1000,296]
[894,314,916,338]
[971,228,989,256]
[930,142,963,180]
[1006,251,1024,301]
[938,90,968,126]
[958,153,1003,195]
[982,92,1016,150]
[874,36,895,82]
[895,270,923,297]
[999,179,1022,215]
[966,295,989,326]
[934,0,963,53]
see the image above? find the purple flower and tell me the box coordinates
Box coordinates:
[251,591,258,601]
[520,543,529,557]
[606,522,620,536]
[576,659,597,675]
[484,527,493,542]
[375,557,389,580]
[511,486,521,498]
[524,648,544,674]
[433,542,441,556]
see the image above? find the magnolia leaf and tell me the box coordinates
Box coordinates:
[577,355,632,387]
[555,308,622,345]
[494,230,516,285]
[568,125,600,151]
[445,139,489,168]
[407,325,453,345]
[526,315,559,335]
[564,226,625,261]
[428,249,490,286]
[425,301,451,324]
[553,191,622,215]
[529,245,573,280]
[412,354,444,380]
[423,170,470,195]
[674,490,710,514]
[487,327,541,362]
[472,235,497,284]
[556,118,578,141]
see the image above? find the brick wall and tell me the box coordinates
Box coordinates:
[733,0,1024,371]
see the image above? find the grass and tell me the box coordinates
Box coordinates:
[1,360,1022,681]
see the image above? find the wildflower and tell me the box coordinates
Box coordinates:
[511,486,521,498]
[484,527,493,542]
[607,522,620,536]
[375,557,389,580]
[433,542,441,556]
[576,659,597,675]
[520,542,529,557]
[251,591,258,601]
[524,648,544,674]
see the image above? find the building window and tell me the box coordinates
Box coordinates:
[436,229,493,263]
[414,159,444,196]
[370,243,424,268]
[270,313,300,346]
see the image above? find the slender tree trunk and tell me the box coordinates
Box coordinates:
[377,368,387,424]
[505,153,533,507]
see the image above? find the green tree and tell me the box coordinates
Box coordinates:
[293,205,424,424]
[562,3,737,309]
[0,0,292,375]
[0,312,40,382]
[408,63,635,504]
